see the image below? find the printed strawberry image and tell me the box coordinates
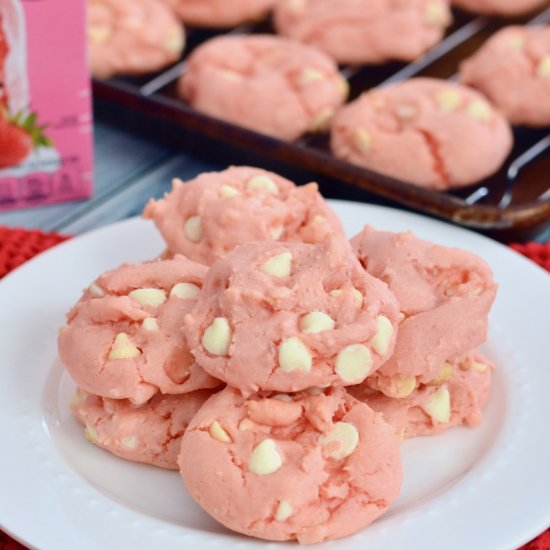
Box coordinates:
[0,111,53,169]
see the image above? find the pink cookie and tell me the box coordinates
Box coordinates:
[164,0,275,28]
[331,78,513,190]
[351,227,497,389]
[71,387,215,469]
[184,238,400,394]
[58,255,221,405]
[350,352,492,439]
[178,35,348,140]
[460,26,550,127]
[178,386,402,543]
[143,166,345,266]
[451,0,546,15]
[273,0,452,65]
[88,0,185,79]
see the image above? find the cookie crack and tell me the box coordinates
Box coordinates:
[414,128,450,186]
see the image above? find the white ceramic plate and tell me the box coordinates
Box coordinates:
[1,201,549,550]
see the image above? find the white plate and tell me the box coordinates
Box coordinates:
[1,201,549,550]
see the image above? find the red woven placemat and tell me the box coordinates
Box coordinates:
[0,226,548,550]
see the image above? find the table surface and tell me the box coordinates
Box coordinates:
[1,120,549,243]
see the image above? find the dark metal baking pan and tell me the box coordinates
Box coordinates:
[92,6,550,239]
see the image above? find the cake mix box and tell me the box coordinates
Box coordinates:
[0,0,93,211]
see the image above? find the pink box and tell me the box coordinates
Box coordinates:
[0,0,93,211]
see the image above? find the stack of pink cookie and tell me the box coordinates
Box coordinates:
[58,166,347,472]
[350,227,497,439]
[178,233,404,543]
[58,165,498,544]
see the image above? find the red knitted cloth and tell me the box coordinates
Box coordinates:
[0,226,548,550]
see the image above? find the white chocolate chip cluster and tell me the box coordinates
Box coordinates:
[184,238,400,394]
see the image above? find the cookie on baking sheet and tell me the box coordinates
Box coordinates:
[331,78,513,189]
[178,386,402,543]
[184,238,400,394]
[58,255,221,405]
[178,35,348,140]
[165,0,274,28]
[349,351,493,439]
[351,227,497,389]
[451,0,546,15]
[273,0,452,64]
[88,0,185,79]
[143,166,345,266]
[71,387,215,469]
[460,26,550,127]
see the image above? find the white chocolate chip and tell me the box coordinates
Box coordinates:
[378,376,417,398]
[248,439,283,475]
[300,311,335,334]
[537,55,550,78]
[425,2,449,26]
[219,184,241,198]
[219,69,243,82]
[209,421,232,443]
[423,386,451,423]
[238,418,258,432]
[121,435,137,450]
[509,35,525,51]
[299,67,324,87]
[468,100,491,122]
[262,252,292,278]
[370,93,386,110]
[70,391,85,407]
[372,315,393,355]
[89,282,105,298]
[354,128,372,154]
[128,288,167,307]
[270,226,284,240]
[426,362,454,385]
[278,337,312,373]
[329,287,363,307]
[335,344,372,383]
[108,333,141,360]
[142,317,159,332]
[84,424,99,443]
[439,362,454,380]
[396,105,417,120]
[310,107,334,131]
[165,30,183,53]
[352,288,364,307]
[437,89,461,112]
[184,215,204,242]
[273,393,293,402]
[247,175,278,194]
[88,25,110,44]
[202,317,232,356]
[339,77,350,100]
[170,282,200,299]
[319,422,359,460]
[275,500,293,521]
[473,361,487,373]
